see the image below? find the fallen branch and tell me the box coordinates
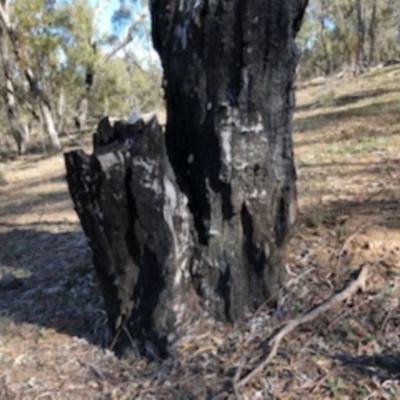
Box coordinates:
[234,265,370,389]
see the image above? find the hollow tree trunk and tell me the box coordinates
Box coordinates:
[65,0,307,358]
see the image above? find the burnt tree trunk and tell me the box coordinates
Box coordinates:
[65,0,307,357]
[151,0,306,317]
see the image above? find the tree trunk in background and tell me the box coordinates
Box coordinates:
[25,65,61,150]
[0,0,28,155]
[0,24,28,154]
[74,59,94,131]
[56,87,65,134]
[319,0,332,75]
[65,0,307,358]
[367,0,378,66]
[0,0,61,151]
[355,0,365,73]
[39,95,61,150]
[74,94,89,131]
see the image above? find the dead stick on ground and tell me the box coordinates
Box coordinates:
[234,265,369,390]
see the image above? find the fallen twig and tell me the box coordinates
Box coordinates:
[234,265,369,390]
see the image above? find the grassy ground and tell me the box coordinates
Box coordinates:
[1,66,400,398]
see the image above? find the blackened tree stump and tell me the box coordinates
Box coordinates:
[64,0,308,357]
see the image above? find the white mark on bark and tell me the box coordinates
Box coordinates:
[233,112,266,171]
[241,67,250,103]
[217,105,239,180]
[133,157,162,195]
[126,110,141,124]
[239,112,264,135]
[264,243,270,258]
[233,160,249,170]
[133,158,154,174]
[163,174,191,329]
[174,24,188,50]
[220,128,232,166]
[248,188,267,198]
[164,177,178,212]
[272,129,286,181]
[179,0,202,15]
[175,0,203,50]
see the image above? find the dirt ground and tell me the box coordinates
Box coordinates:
[1,65,400,399]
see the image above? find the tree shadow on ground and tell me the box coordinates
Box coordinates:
[295,124,400,149]
[297,159,400,182]
[334,353,400,380]
[296,87,400,113]
[0,171,70,221]
[298,162,381,179]
[0,225,109,347]
[301,197,400,231]
[294,100,400,134]
[0,189,70,219]
[297,159,400,231]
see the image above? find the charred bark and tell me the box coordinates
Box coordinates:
[65,117,196,357]
[151,0,304,319]
[65,0,307,357]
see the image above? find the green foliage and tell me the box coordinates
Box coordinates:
[13,0,63,71]
[0,0,162,152]
[91,58,163,117]
[297,0,400,79]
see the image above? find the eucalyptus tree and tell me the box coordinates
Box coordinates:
[0,0,153,153]
[0,0,62,150]
[0,1,27,154]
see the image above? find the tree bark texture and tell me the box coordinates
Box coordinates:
[151,0,306,318]
[65,0,307,357]
[66,117,197,357]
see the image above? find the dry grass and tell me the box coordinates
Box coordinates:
[1,68,400,398]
